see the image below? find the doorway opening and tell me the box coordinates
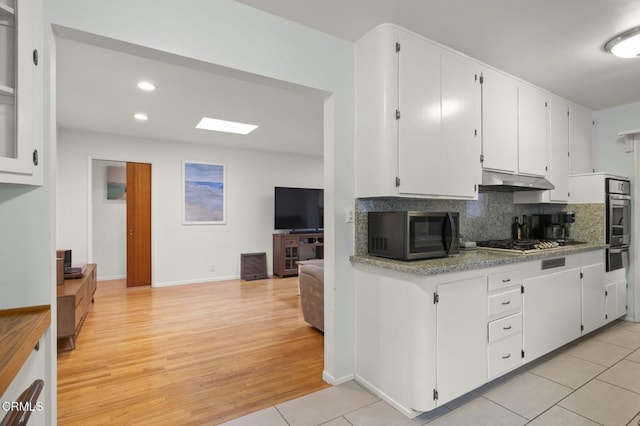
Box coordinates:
[90,159,152,287]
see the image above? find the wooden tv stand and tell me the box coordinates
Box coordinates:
[273,233,324,277]
[57,264,97,350]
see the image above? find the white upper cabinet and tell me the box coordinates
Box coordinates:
[356,25,481,199]
[438,50,482,198]
[396,30,442,196]
[569,104,594,174]
[0,0,42,185]
[481,67,518,173]
[547,96,570,202]
[356,24,592,202]
[518,83,548,177]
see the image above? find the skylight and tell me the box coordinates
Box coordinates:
[196,117,258,135]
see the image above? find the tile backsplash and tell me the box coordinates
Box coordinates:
[355,193,604,254]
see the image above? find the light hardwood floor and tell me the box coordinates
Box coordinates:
[57,276,328,425]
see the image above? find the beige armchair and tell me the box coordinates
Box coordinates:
[299,262,324,332]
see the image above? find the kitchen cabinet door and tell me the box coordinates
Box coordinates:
[581,262,606,334]
[523,268,581,362]
[569,104,594,175]
[0,0,42,185]
[547,96,570,202]
[606,280,627,322]
[481,67,518,173]
[436,276,487,404]
[438,50,481,198]
[518,84,548,177]
[396,31,442,196]
[514,96,570,204]
[356,25,481,200]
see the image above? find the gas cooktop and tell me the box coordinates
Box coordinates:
[476,239,560,253]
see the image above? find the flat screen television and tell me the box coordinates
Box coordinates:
[274,186,324,232]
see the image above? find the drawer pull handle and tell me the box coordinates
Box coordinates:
[503,325,512,330]
[502,354,511,359]
[502,278,511,282]
[501,300,511,305]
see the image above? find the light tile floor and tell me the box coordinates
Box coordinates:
[222,320,640,426]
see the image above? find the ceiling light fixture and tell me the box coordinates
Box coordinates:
[137,81,156,91]
[134,113,148,121]
[604,26,640,58]
[196,117,258,135]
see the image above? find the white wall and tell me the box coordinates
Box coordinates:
[594,101,640,320]
[59,129,324,284]
[91,160,126,280]
[594,102,638,176]
[47,0,355,388]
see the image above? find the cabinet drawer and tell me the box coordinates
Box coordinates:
[284,237,299,246]
[488,312,522,343]
[487,270,522,291]
[488,288,521,317]
[74,295,85,330]
[488,333,522,378]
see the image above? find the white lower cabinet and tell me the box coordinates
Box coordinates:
[436,276,487,403]
[488,288,521,317]
[606,280,627,322]
[487,274,523,380]
[354,250,607,418]
[488,332,522,379]
[581,263,606,334]
[488,312,522,343]
[523,267,582,362]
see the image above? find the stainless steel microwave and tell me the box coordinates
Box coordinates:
[368,211,459,261]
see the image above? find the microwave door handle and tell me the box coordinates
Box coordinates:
[443,212,455,254]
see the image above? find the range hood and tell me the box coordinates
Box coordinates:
[479,170,555,192]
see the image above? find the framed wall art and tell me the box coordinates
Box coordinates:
[106,165,127,200]
[182,161,226,225]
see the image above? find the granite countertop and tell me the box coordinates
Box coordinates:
[350,243,606,276]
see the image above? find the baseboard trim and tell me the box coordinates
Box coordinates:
[355,374,420,419]
[322,370,355,386]
[153,275,240,288]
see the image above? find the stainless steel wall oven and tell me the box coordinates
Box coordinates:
[606,178,631,271]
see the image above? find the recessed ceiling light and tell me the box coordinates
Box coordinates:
[137,81,156,91]
[604,26,640,58]
[196,117,258,135]
[134,113,148,121]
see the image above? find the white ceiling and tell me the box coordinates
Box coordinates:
[58,1,640,155]
[56,37,325,156]
[237,0,640,110]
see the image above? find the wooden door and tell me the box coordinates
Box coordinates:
[126,162,152,286]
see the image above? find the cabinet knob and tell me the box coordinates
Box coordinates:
[32,149,38,166]
[502,353,511,359]
[501,300,511,305]
[33,49,38,66]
